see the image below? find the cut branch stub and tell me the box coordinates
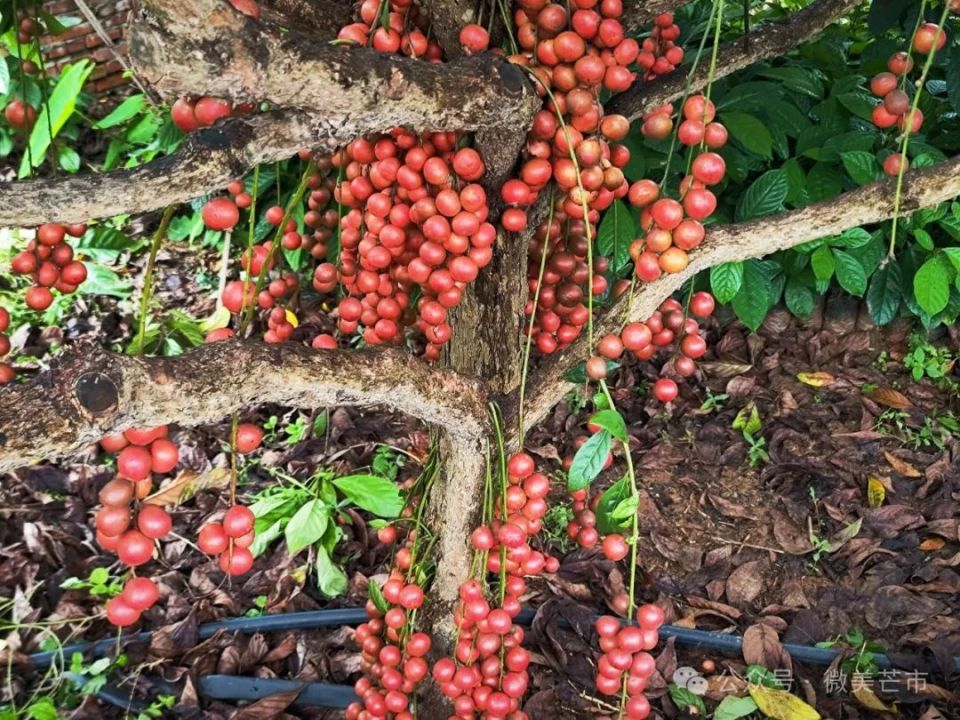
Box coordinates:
[0,340,488,475]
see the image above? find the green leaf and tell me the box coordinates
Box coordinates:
[19,60,94,177]
[948,46,960,113]
[368,580,390,614]
[57,144,80,172]
[25,697,60,720]
[93,94,146,129]
[942,247,960,273]
[596,199,634,272]
[567,430,611,491]
[735,169,788,221]
[285,499,329,555]
[731,260,778,331]
[0,58,9,96]
[830,227,872,249]
[914,256,951,315]
[759,67,823,98]
[710,262,744,304]
[832,249,867,296]
[249,519,284,557]
[785,277,815,317]
[806,162,842,203]
[332,474,403,517]
[89,567,110,585]
[837,92,878,121]
[596,477,631,534]
[722,111,773,159]
[717,82,783,111]
[866,262,902,325]
[714,696,760,720]
[80,262,131,298]
[315,545,348,597]
[913,228,934,251]
[668,685,707,716]
[588,409,627,442]
[841,151,882,186]
[868,0,911,34]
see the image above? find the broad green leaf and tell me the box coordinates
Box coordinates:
[714,696,759,720]
[948,46,960,112]
[785,277,815,317]
[57,144,80,172]
[836,92,877,121]
[596,477,632,534]
[735,169,788,221]
[250,519,284,557]
[840,151,882,186]
[913,256,951,315]
[596,199,634,272]
[285,499,329,555]
[588,409,627,442]
[781,158,808,207]
[333,473,403,517]
[766,101,809,138]
[942,247,960,273]
[760,67,823,98]
[19,60,94,177]
[567,430,611,491]
[723,111,773,159]
[866,263,902,325]
[806,162,842,203]
[668,685,707,716]
[830,227,872,249]
[732,263,772,331]
[93,94,146,129]
[717,82,783,111]
[810,245,835,282]
[25,697,59,720]
[832,249,867,296]
[913,228,934,251]
[315,545,348,597]
[79,262,131,298]
[711,262,744,303]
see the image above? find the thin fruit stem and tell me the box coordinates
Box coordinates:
[517,187,556,441]
[134,205,176,355]
[887,1,948,261]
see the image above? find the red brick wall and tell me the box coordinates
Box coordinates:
[40,0,131,97]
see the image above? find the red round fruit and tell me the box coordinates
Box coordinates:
[122,577,160,611]
[105,596,141,627]
[96,506,131,537]
[653,378,678,403]
[219,546,254,575]
[117,446,152,481]
[25,286,53,311]
[691,152,726,185]
[150,438,179,474]
[650,198,683,230]
[222,505,255,538]
[234,423,263,453]
[124,426,166,445]
[198,523,229,555]
[117,530,154,566]
[137,505,172,539]
[690,291,715,318]
[637,603,666,630]
[99,478,134,507]
[602,533,629,561]
[202,197,240,231]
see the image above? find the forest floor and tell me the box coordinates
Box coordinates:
[1,279,958,719]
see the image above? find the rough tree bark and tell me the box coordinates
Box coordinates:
[609,0,861,119]
[259,0,353,37]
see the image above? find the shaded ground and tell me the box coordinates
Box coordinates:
[1,290,958,719]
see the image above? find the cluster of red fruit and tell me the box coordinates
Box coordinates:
[346,577,430,719]
[170,97,241,134]
[95,426,177,626]
[1,15,42,130]
[506,7,682,353]
[10,222,88,310]
[869,25,946,177]
[585,292,716,393]
[330,131,494,360]
[337,0,443,59]
[634,97,727,283]
[432,452,560,719]
[593,605,665,719]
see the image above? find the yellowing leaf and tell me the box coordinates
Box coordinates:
[853,685,896,714]
[749,685,821,720]
[200,305,232,332]
[867,476,886,508]
[797,371,835,387]
[883,451,922,478]
[919,537,945,551]
[144,468,232,507]
[285,309,299,328]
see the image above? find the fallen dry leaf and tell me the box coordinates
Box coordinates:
[726,561,765,605]
[867,387,912,409]
[144,467,232,506]
[919,537,946,552]
[866,476,886,508]
[749,684,820,720]
[882,451,922,478]
[742,623,784,668]
[852,685,896,714]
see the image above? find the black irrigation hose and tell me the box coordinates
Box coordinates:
[26,607,960,710]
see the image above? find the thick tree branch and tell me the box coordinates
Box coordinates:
[258,0,352,37]
[608,0,860,120]
[0,340,488,475]
[513,155,960,437]
[0,112,316,227]
[623,0,693,34]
